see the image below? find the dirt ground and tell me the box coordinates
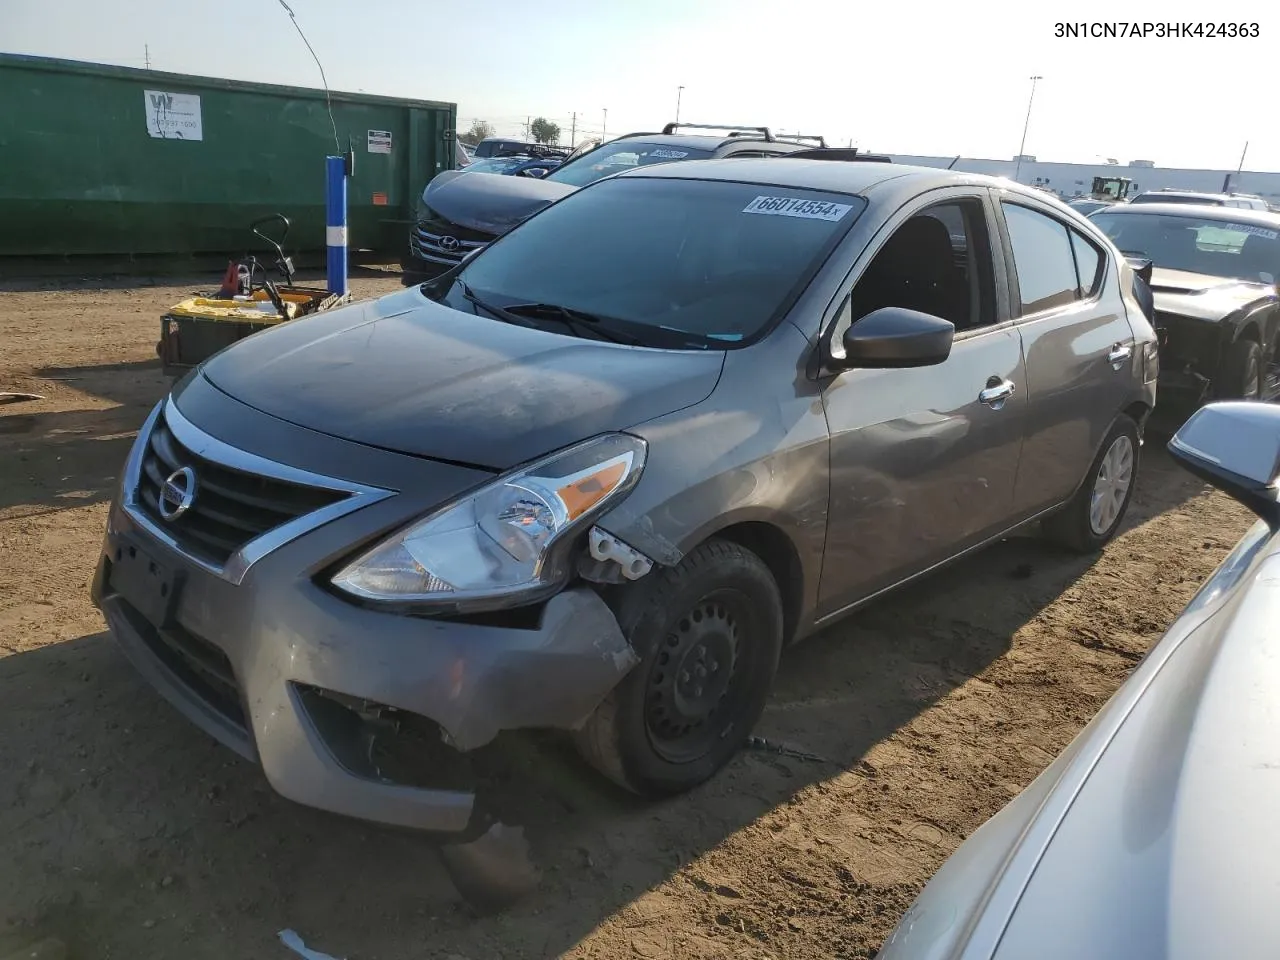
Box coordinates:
[0,270,1255,960]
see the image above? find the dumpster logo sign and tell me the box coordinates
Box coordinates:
[144,90,204,141]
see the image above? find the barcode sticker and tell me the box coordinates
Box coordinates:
[742,196,852,221]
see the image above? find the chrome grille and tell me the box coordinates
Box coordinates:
[412,218,493,264]
[134,410,348,566]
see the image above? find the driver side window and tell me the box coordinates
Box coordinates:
[831,198,996,356]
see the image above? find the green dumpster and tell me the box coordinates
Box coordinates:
[0,53,458,258]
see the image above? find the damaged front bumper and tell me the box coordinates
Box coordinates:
[91,501,638,836]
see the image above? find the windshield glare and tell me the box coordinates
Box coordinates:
[1091,212,1280,284]
[451,177,864,347]
[546,141,714,187]
[463,157,526,175]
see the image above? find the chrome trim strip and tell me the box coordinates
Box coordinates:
[120,396,395,586]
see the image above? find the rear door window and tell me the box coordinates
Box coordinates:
[1002,202,1083,315]
[1069,230,1104,297]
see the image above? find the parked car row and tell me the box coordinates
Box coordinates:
[1087,202,1280,406]
[1068,187,1273,216]
[92,133,1280,919]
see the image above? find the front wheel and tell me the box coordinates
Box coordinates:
[575,539,783,797]
[1043,414,1140,554]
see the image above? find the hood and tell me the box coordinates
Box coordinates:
[199,286,725,470]
[989,539,1280,960]
[1150,267,1276,321]
[423,169,576,235]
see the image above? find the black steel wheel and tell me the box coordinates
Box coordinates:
[644,591,748,764]
[575,539,783,797]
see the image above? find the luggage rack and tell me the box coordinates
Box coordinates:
[784,148,894,163]
[662,122,773,138]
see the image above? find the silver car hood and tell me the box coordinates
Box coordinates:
[881,521,1280,960]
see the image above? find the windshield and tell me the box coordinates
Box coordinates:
[443,177,864,348]
[1091,211,1280,284]
[546,141,714,187]
[463,157,528,176]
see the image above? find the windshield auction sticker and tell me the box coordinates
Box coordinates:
[1232,225,1280,240]
[743,196,853,221]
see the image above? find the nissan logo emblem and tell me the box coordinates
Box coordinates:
[439,235,460,253]
[158,466,197,521]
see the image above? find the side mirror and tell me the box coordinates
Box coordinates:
[1169,401,1280,529]
[835,307,954,369]
[1125,255,1154,285]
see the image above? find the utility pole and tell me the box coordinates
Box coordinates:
[570,112,577,147]
[144,44,151,69]
[603,107,607,139]
[1013,75,1042,184]
[676,86,684,125]
[524,116,531,140]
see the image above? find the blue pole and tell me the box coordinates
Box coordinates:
[325,155,348,298]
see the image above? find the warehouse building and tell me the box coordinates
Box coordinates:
[885,154,1280,203]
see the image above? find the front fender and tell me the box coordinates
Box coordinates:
[595,323,832,637]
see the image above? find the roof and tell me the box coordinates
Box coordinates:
[1093,203,1280,227]
[1144,189,1230,198]
[616,157,1012,196]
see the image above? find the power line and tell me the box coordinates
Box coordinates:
[274,0,341,154]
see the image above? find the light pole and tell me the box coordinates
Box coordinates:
[1013,75,1042,184]
[676,86,684,125]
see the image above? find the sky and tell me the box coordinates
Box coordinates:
[5,0,1277,171]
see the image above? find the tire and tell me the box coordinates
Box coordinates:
[1043,414,1140,554]
[1218,338,1263,400]
[574,539,784,797]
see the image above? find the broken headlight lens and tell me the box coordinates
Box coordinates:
[331,433,646,612]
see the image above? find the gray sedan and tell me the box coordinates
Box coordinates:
[879,399,1280,960]
[93,158,1156,836]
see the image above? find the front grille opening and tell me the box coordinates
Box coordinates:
[294,685,601,832]
[116,593,249,737]
[135,413,348,566]
[294,684,477,791]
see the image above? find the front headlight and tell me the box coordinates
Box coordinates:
[331,433,646,612]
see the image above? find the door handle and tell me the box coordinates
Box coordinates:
[1108,343,1134,368]
[979,378,1016,409]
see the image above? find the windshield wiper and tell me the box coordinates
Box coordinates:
[456,280,537,328]
[499,302,645,346]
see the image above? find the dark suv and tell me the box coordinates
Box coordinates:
[404,123,836,279]
[470,137,568,161]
